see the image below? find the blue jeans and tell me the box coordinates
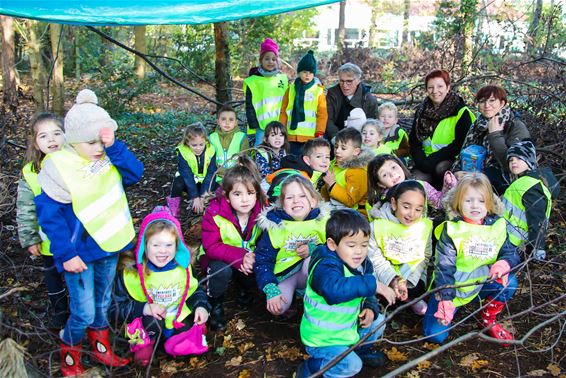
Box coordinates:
[62,254,119,345]
[304,314,386,378]
[422,273,518,344]
[253,128,265,147]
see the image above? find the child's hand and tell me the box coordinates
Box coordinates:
[266,294,287,315]
[143,303,167,320]
[99,127,115,148]
[63,256,88,273]
[322,170,336,187]
[27,244,41,257]
[443,170,457,189]
[296,244,310,259]
[391,278,409,301]
[193,307,209,325]
[358,308,375,328]
[489,260,511,287]
[239,253,255,275]
[192,197,204,214]
[377,282,396,305]
[434,300,455,326]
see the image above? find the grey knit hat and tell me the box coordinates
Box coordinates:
[506,140,537,170]
[64,89,117,144]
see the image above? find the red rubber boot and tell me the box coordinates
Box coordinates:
[86,328,130,367]
[480,298,513,346]
[60,341,85,377]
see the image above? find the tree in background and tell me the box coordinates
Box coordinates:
[214,22,232,105]
[1,15,17,111]
[134,26,147,78]
[49,23,65,116]
[337,1,346,55]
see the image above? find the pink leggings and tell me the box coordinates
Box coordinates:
[277,257,311,314]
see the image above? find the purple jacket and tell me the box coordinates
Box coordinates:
[200,192,263,271]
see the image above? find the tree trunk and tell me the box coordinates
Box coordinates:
[134,25,147,78]
[368,0,379,48]
[526,0,543,52]
[26,20,47,112]
[214,22,232,107]
[401,0,411,47]
[0,16,17,110]
[50,23,65,116]
[460,0,477,75]
[337,1,346,56]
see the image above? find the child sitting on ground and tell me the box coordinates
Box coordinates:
[254,121,289,179]
[167,123,217,217]
[297,209,387,377]
[323,128,374,217]
[279,50,327,155]
[378,102,410,157]
[368,180,432,315]
[255,175,330,316]
[113,207,210,366]
[209,104,249,182]
[502,140,553,261]
[361,119,393,156]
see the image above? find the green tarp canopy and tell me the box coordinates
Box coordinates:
[0,1,338,25]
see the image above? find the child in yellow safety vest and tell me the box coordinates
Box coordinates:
[210,104,249,182]
[368,180,432,315]
[201,157,266,331]
[503,140,553,261]
[423,173,520,345]
[361,119,393,156]
[113,207,210,366]
[378,102,410,157]
[279,50,328,156]
[297,209,386,377]
[254,120,289,180]
[322,128,374,217]
[16,113,69,330]
[244,38,289,146]
[255,175,330,316]
[35,89,144,376]
[167,123,217,218]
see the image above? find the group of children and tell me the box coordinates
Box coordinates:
[15,38,556,377]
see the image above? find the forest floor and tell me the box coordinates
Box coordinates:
[0,81,564,378]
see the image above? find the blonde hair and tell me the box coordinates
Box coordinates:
[181,122,209,147]
[278,175,322,206]
[142,221,179,276]
[377,102,398,118]
[361,119,386,138]
[451,172,496,216]
[25,113,64,172]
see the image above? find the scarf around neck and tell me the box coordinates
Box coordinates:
[290,77,316,130]
[415,91,462,142]
[258,67,280,77]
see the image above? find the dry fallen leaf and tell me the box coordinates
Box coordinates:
[189,357,206,369]
[547,364,561,376]
[223,334,234,349]
[236,318,246,331]
[470,359,489,372]
[459,353,480,367]
[527,370,548,377]
[384,347,408,362]
[226,356,243,367]
[238,342,255,354]
[276,346,306,361]
[422,342,439,351]
[238,369,252,378]
[161,360,184,374]
[417,360,431,370]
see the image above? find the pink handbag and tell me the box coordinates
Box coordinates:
[164,323,208,357]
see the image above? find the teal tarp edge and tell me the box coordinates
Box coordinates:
[0,1,340,26]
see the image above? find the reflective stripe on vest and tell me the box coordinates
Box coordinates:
[209,131,246,170]
[285,84,324,138]
[22,163,52,256]
[267,216,328,275]
[45,148,135,252]
[300,262,362,347]
[176,143,215,184]
[123,266,197,329]
[372,217,432,280]
[423,107,475,156]
[503,175,551,247]
[243,74,288,134]
[445,218,507,307]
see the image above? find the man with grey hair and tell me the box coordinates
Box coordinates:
[325,62,378,139]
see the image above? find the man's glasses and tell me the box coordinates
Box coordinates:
[339,79,356,85]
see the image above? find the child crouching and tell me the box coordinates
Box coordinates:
[113,207,210,366]
[298,209,387,377]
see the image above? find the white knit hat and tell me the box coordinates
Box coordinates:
[64,89,117,144]
[345,108,367,131]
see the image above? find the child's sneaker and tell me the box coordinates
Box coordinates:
[410,300,428,315]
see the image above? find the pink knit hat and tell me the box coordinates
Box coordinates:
[260,38,279,58]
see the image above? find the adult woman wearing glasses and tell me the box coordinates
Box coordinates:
[409,69,475,189]
[325,62,378,140]
[454,84,530,194]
